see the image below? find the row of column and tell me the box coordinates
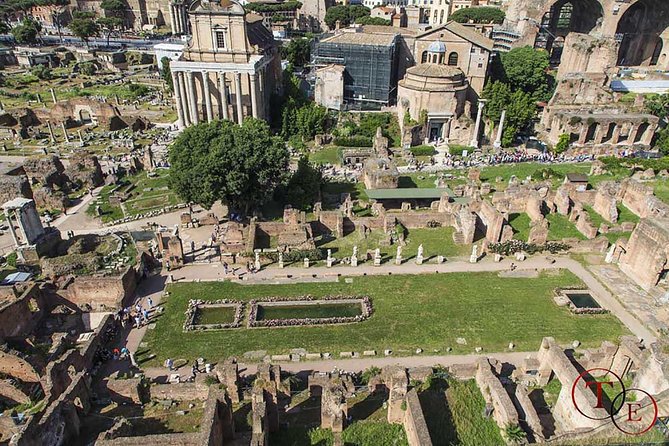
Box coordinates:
[172,70,265,128]
[169,2,188,35]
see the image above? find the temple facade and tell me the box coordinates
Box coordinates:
[169,0,281,128]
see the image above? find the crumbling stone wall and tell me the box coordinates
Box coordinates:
[475,358,519,430]
[384,366,408,424]
[0,174,32,204]
[403,388,432,446]
[593,187,619,223]
[215,362,241,403]
[60,267,137,311]
[23,155,69,190]
[619,217,669,290]
[321,378,347,433]
[64,152,104,188]
[0,283,48,338]
[620,179,669,219]
[476,200,509,243]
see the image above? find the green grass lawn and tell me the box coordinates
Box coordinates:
[309,146,341,165]
[420,378,504,446]
[653,178,669,205]
[197,306,235,325]
[479,163,591,190]
[546,214,586,241]
[583,204,638,244]
[257,302,362,320]
[508,213,531,242]
[318,227,470,261]
[143,271,628,364]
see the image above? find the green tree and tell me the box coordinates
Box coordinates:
[11,18,41,44]
[282,37,311,67]
[655,126,669,156]
[30,64,52,80]
[168,119,289,213]
[160,56,173,92]
[324,4,370,29]
[554,133,570,154]
[69,11,99,48]
[296,103,328,140]
[492,46,554,101]
[355,16,390,26]
[646,94,669,119]
[97,16,123,47]
[483,81,537,146]
[450,6,504,24]
[282,156,322,210]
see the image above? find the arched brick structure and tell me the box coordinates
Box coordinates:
[615,0,669,68]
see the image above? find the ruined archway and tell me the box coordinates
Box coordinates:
[616,0,669,66]
[535,0,604,65]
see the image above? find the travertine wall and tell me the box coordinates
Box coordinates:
[475,358,519,429]
[619,217,669,290]
[403,388,433,446]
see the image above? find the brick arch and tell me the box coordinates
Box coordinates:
[615,0,669,67]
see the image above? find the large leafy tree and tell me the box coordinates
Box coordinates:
[483,81,537,147]
[280,156,322,211]
[69,11,99,47]
[492,46,554,102]
[168,118,289,213]
[282,37,311,67]
[450,6,504,24]
[11,17,41,44]
[97,16,123,47]
[324,5,369,29]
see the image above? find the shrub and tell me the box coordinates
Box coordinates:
[410,145,436,156]
[489,240,571,255]
[554,133,570,154]
[203,375,219,386]
[332,136,372,147]
[6,252,17,267]
[449,144,473,156]
[264,248,326,263]
[360,366,381,384]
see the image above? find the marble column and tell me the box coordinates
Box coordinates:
[234,72,243,125]
[178,71,190,126]
[249,73,259,119]
[181,4,188,34]
[218,72,229,120]
[169,4,177,34]
[203,71,213,123]
[469,100,485,148]
[493,109,506,149]
[186,71,199,125]
[172,71,185,128]
[441,118,451,141]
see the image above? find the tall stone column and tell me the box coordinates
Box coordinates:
[493,109,506,149]
[469,100,485,148]
[203,71,213,123]
[169,4,177,34]
[178,71,190,126]
[249,73,259,119]
[627,125,639,144]
[441,118,451,141]
[611,124,622,144]
[5,211,19,247]
[181,4,188,34]
[577,124,588,144]
[172,71,185,128]
[642,124,656,145]
[234,72,243,125]
[218,72,229,120]
[186,71,199,125]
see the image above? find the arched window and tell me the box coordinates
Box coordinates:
[439,10,444,24]
[432,54,438,63]
[421,51,428,63]
[439,54,445,64]
[448,52,458,66]
[433,10,437,22]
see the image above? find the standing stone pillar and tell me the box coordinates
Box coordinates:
[202,71,213,123]
[441,118,451,141]
[642,124,656,145]
[186,71,199,125]
[234,72,243,125]
[627,125,639,144]
[218,72,229,120]
[50,88,57,103]
[5,211,19,247]
[46,120,55,143]
[469,100,485,148]
[577,124,588,144]
[169,4,177,34]
[61,122,69,143]
[181,4,188,34]
[172,71,185,128]
[178,72,190,126]
[611,124,622,144]
[493,110,506,150]
[249,73,259,119]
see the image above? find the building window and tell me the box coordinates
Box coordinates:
[421,51,428,63]
[478,62,483,68]
[439,10,444,23]
[448,52,458,65]
[215,31,226,50]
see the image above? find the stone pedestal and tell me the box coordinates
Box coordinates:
[304,258,310,268]
[416,255,423,265]
[437,255,445,264]
[395,255,402,265]
[351,255,358,267]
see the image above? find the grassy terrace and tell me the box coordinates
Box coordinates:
[143,271,628,365]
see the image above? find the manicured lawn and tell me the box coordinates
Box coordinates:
[197,306,235,325]
[421,378,504,446]
[318,227,470,261]
[143,271,628,364]
[508,213,531,242]
[479,162,591,189]
[546,214,586,241]
[309,146,341,165]
[258,302,362,320]
[654,178,669,205]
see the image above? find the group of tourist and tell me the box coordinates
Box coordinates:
[115,297,154,329]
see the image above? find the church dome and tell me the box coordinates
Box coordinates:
[427,40,446,54]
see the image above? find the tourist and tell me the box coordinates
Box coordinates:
[142,309,149,323]
[223,262,229,275]
[147,297,153,309]
[120,346,129,359]
[165,358,174,371]
[134,315,142,328]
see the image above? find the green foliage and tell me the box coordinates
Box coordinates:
[276,70,327,141]
[483,81,537,146]
[360,366,381,384]
[127,83,150,98]
[404,110,418,126]
[645,94,669,118]
[332,136,371,147]
[531,167,564,181]
[77,61,97,75]
[410,145,436,156]
[505,424,526,443]
[100,0,125,11]
[296,103,328,140]
[448,144,473,156]
[30,65,52,80]
[264,248,325,263]
[11,18,41,44]
[160,56,173,92]
[97,16,123,46]
[491,46,554,102]
[355,16,390,26]
[280,156,322,211]
[246,0,301,12]
[600,155,669,173]
[342,421,408,446]
[450,6,504,24]
[489,240,571,256]
[6,252,17,268]
[69,11,100,46]
[282,37,310,67]
[554,133,570,154]
[203,375,219,386]
[324,4,370,29]
[168,118,289,213]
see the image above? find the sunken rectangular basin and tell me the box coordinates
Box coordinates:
[257,301,363,321]
[565,292,601,309]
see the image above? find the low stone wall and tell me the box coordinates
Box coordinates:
[149,382,209,401]
[403,388,433,446]
[60,267,137,311]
